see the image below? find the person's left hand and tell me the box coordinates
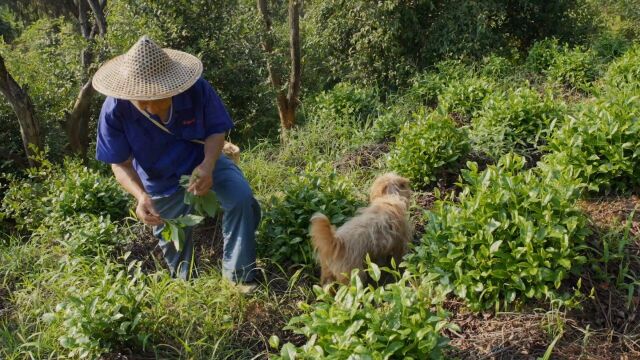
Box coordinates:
[188,163,214,196]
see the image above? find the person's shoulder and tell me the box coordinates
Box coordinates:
[100,97,129,121]
[190,77,220,96]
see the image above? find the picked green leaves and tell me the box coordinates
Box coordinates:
[160,174,220,251]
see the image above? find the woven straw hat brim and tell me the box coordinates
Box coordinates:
[92,49,203,101]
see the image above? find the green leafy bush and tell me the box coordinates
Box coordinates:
[45,214,127,257]
[547,46,601,92]
[526,38,562,73]
[601,44,640,91]
[543,89,640,192]
[591,32,631,62]
[406,154,590,311]
[257,164,363,265]
[437,76,495,119]
[388,110,470,188]
[307,82,380,125]
[273,268,455,359]
[371,62,474,142]
[404,61,473,106]
[1,156,129,232]
[49,260,149,359]
[371,99,416,142]
[479,55,516,79]
[471,87,566,160]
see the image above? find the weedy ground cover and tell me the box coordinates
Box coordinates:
[2,30,640,360]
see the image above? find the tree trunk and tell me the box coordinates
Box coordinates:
[66,77,95,156]
[257,0,302,141]
[287,0,301,116]
[64,0,107,157]
[86,0,107,36]
[0,55,41,166]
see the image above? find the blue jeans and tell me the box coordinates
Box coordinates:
[151,155,260,282]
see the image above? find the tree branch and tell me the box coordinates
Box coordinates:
[257,0,284,92]
[86,0,107,36]
[0,54,41,165]
[287,0,301,107]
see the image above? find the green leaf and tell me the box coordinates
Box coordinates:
[177,214,204,227]
[200,191,220,217]
[369,262,381,282]
[489,240,503,254]
[269,335,280,349]
[280,343,297,360]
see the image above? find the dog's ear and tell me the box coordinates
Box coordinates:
[369,175,388,201]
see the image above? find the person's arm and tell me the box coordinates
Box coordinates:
[112,157,163,226]
[188,132,225,195]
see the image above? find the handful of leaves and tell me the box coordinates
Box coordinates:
[161,172,221,251]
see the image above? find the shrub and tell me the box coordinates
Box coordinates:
[406,154,590,311]
[543,89,640,193]
[306,82,380,125]
[601,44,640,91]
[591,32,631,62]
[546,46,601,92]
[437,76,495,119]
[471,87,566,160]
[479,54,516,79]
[526,38,562,73]
[257,164,363,265]
[272,268,455,359]
[370,98,416,142]
[404,61,473,106]
[42,214,128,257]
[388,109,470,188]
[48,260,149,359]
[1,155,130,232]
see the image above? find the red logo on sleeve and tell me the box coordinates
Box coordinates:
[182,118,196,125]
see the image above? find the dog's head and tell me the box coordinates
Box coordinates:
[369,172,411,202]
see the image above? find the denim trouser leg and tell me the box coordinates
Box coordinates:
[152,155,260,282]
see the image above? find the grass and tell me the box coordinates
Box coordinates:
[2,35,640,359]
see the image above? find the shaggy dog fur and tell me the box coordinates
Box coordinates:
[310,173,412,285]
[222,141,240,164]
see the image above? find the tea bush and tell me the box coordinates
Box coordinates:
[371,62,473,142]
[1,156,130,232]
[257,164,363,265]
[546,46,601,92]
[388,109,470,188]
[526,38,562,73]
[42,214,128,257]
[601,44,640,91]
[591,32,631,62]
[406,154,590,311]
[370,98,417,142]
[543,89,640,192]
[306,82,380,126]
[273,268,455,359]
[49,259,149,359]
[404,61,473,106]
[437,76,495,119]
[471,87,566,160]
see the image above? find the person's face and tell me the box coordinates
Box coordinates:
[131,98,171,116]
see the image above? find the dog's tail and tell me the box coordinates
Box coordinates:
[310,213,341,260]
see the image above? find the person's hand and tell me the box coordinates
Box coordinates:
[136,194,163,226]
[188,163,214,196]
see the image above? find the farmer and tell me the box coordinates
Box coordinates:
[92,36,260,290]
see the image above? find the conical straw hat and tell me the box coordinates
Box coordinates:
[92,36,203,100]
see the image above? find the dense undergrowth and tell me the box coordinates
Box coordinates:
[2,2,640,359]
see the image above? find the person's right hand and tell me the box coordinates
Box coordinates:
[136,194,163,226]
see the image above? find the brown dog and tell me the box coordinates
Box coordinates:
[310,173,412,285]
[222,141,240,164]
